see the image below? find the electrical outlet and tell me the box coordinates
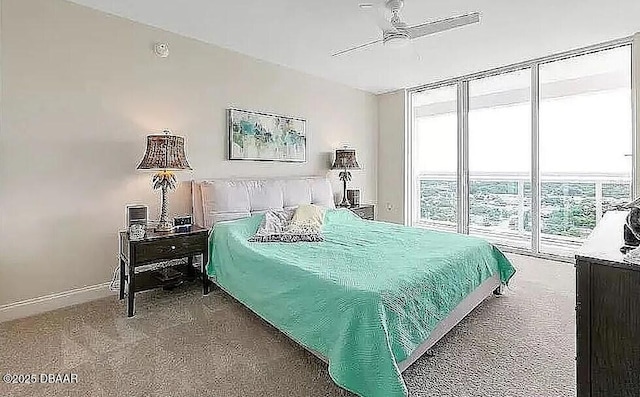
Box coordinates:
[386,202,393,211]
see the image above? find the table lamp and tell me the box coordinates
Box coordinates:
[331,148,361,207]
[137,130,192,232]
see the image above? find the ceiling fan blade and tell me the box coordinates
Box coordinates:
[406,12,480,40]
[331,39,383,57]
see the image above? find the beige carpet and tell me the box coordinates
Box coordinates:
[0,254,576,397]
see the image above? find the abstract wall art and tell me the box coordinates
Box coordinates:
[228,108,306,162]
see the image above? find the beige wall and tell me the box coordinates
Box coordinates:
[376,90,406,224]
[0,0,378,307]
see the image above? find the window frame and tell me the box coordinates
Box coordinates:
[406,37,635,262]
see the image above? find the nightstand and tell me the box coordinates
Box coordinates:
[349,204,375,220]
[119,226,209,317]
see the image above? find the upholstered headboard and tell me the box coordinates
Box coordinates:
[191,177,335,228]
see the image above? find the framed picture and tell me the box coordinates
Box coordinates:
[228,108,306,162]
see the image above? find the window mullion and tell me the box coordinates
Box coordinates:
[457,81,470,234]
[531,64,541,254]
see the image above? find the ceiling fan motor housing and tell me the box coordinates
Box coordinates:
[383,0,410,47]
[383,29,410,47]
[385,0,404,12]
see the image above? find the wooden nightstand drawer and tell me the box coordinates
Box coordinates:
[350,205,374,220]
[119,225,209,317]
[133,234,207,264]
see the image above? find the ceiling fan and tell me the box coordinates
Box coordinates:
[332,0,480,57]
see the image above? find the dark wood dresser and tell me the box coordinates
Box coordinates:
[575,211,640,397]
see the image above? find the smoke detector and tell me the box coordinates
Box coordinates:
[154,42,169,58]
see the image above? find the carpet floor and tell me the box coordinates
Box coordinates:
[0,253,576,397]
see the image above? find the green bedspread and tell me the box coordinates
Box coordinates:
[207,209,515,397]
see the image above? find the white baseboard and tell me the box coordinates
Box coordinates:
[0,282,115,323]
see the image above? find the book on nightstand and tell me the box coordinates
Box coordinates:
[152,267,184,290]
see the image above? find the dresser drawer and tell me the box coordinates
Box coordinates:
[133,234,207,264]
[351,206,374,220]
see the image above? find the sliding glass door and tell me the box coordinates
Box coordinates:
[538,47,632,256]
[412,85,458,231]
[468,70,532,249]
[409,42,633,259]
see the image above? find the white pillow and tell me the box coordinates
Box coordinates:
[249,209,323,243]
[290,204,326,229]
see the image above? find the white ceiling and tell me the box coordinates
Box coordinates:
[68,0,640,94]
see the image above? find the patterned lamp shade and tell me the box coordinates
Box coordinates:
[137,133,192,171]
[331,149,361,170]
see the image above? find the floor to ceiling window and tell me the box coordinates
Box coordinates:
[409,40,633,259]
[538,46,632,256]
[468,69,532,249]
[412,85,458,232]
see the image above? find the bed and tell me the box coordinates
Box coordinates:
[191,177,516,397]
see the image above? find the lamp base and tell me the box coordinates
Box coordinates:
[338,169,352,208]
[338,197,351,208]
[155,220,173,233]
[154,175,173,233]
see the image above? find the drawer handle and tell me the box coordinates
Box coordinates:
[171,245,176,250]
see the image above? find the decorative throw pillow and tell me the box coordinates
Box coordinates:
[249,209,323,243]
[290,204,326,229]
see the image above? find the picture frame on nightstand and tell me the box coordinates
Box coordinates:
[347,189,360,206]
[173,215,193,233]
